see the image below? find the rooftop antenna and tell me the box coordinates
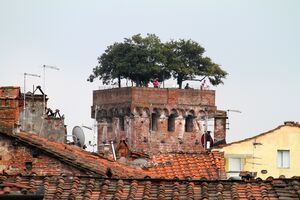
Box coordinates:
[81,125,97,152]
[203,107,209,150]
[23,73,40,130]
[42,65,59,115]
[226,109,242,130]
[92,105,99,152]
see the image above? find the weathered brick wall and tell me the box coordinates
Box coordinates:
[93,87,132,106]
[214,117,227,145]
[97,110,208,154]
[94,87,226,155]
[130,116,203,154]
[93,87,215,108]
[0,135,86,176]
[0,87,22,128]
[0,101,22,128]
[20,97,66,142]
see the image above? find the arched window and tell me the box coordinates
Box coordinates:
[119,116,125,131]
[106,117,113,132]
[168,114,176,132]
[150,113,158,131]
[185,115,193,132]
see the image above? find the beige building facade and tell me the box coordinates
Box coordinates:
[217,122,300,179]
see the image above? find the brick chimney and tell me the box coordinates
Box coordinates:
[214,111,227,146]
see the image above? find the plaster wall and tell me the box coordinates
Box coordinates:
[222,125,300,179]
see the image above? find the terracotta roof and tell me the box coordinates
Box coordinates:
[218,122,300,147]
[0,129,147,179]
[0,125,225,181]
[0,86,21,99]
[1,175,300,199]
[143,151,226,180]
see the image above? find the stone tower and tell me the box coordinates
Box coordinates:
[92,87,227,155]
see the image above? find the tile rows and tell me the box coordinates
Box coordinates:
[2,175,300,200]
[12,130,147,179]
[144,151,226,180]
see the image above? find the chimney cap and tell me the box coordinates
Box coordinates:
[284,121,298,126]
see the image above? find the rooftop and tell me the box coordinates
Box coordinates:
[1,175,300,199]
[144,152,226,180]
[218,122,300,147]
[0,127,147,179]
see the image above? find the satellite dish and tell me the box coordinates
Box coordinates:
[72,126,85,147]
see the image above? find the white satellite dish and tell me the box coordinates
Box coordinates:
[72,126,85,147]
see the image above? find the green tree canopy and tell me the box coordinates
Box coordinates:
[88,34,170,87]
[164,39,228,88]
[88,34,227,88]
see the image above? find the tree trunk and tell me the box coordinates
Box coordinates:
[118,76,121,88]
[177,76,183,89]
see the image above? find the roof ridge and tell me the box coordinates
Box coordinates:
[217,124,300,147]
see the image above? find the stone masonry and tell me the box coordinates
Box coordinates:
[0,134,84,176]
[0,86,66,142]
[21,86,66,142]
[92,87,227,155]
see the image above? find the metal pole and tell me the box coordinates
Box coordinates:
[204,108,208,150]
[23,73,40,130]
[94,105,98,152]
[111,140,116,161]
[43,65,45,115]
[42,65,59,115]
[23,73,26,129]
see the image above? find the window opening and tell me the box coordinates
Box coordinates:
[277,150,290,168]
[5,100,9,107]
[185,115,193,132]
[168,114,176,132]
[106,117,113,132]
[227,157,243,178]
[119,116,125,131]
[151,113,158,131]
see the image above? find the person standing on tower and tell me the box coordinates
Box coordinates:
[153,79,159,88]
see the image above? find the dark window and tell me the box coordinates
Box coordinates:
[107,117,113,132]
[5,100,9,107]
[151,113,158,131]
[25,161,33,172]
[168,114,176,132]
[185,115,193,132]
[119,116,125,131]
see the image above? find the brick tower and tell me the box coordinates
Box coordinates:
[92,87,227,155]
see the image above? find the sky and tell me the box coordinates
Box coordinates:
[0,0,299,149]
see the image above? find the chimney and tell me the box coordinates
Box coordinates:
[214,111,227,146]
[284,121,297,126]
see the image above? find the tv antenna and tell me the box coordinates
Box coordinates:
[42,65,59,115]
[226,109,242,130]
[23,72,40,129]
[81,124,97,152]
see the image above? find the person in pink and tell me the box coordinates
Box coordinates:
[153,79,159,88]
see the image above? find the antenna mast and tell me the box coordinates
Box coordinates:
[23,72,40,130]
[42,65,59,115]
[226,109,242,130]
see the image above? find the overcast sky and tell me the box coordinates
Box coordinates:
[0,0,299,148]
